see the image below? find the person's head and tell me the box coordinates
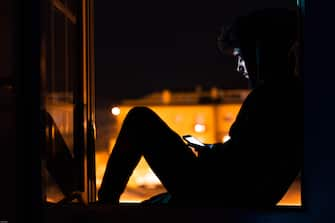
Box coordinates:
[218,8,299,88]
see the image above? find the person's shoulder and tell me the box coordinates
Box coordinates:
[243,82,296,105]
[257,78,302,95]
[243,85,266,100]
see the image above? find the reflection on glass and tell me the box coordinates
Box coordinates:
[42,0,80,203]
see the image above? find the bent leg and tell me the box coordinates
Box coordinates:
[98,107,199,203]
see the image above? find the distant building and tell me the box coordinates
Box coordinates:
[109,87,250,149]
[121,87,250,105]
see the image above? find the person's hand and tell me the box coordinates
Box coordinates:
[188,143,214,152]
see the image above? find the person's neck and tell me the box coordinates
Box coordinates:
[259,63,289,78]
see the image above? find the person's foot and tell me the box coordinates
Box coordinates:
[95,198,119,205]
[97,190,120,205]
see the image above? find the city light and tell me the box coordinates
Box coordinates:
[194,123,206,133]
[223,135,231,142]
[111,106,121,116]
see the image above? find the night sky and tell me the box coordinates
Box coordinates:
[94,0,296,106]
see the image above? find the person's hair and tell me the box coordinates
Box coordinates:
[218,8,299,81]
[218,8,298,56]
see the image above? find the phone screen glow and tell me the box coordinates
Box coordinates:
[185,136,205,146]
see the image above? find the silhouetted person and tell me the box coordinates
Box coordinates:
[98,8,302,207]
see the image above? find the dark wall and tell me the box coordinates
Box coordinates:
[0,1,42,222]
[0,0,17,222]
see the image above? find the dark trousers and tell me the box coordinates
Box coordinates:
[98,106,201,203]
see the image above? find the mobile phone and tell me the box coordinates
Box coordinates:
[182,135,205,147]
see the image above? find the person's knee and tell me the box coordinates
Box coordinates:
[126,106,157,123]
[129,106,152,114]
[127,106,154,119]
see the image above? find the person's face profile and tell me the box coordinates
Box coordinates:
[233,48,249,79]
